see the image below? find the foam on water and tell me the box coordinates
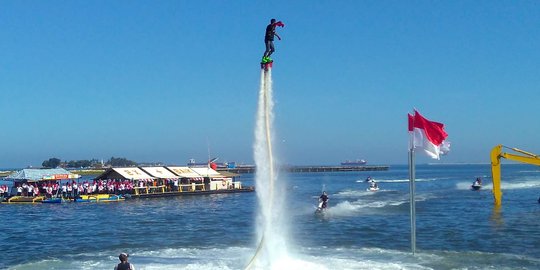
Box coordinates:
[501,180,540,189]
[517,170,540,173]
[12,245,540,270]
[456,178,540,190]
[6,246,392,270]
[456,182,476,190]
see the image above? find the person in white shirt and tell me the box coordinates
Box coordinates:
[67,184,73,198]
[26,184,34,197]
[173,179,179,191]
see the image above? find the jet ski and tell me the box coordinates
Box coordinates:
[315,196,328,214]
[471,178,482,191]
[367,181,379,192]
[471,183,482,191]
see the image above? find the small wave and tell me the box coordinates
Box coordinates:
[334,189,378,197]
[457,179,540,190]
[327,196,412,216]
[355,178,440,183]
[501,180,540,190]
[12,244,536,270]
[456,182,477,190]
[9,246,429,270]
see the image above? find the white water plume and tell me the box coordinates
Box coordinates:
[246,68,291,269]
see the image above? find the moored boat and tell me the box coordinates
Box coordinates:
[42,197,69,204]
[6,195,46,203]
[75,194,124,202]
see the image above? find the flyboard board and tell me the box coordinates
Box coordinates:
[261,59,273,70]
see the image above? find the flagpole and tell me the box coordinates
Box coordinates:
[408,147,416,255]
[407,109,449,255]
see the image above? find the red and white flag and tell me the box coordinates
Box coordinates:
[408,110,450,159]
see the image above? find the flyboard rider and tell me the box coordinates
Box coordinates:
[261,18,284,64]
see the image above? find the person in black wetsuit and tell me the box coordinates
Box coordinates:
[319,191,329,209]
[114,253,135,270]
[262,18,283,63]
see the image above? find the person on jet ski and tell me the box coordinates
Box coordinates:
[472,177,482,188]
[471,177,482,190]
[365,176,373,182]
[369,180,378,189]
[319,191,329,209]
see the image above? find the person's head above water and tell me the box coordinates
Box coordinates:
[119,253,128,262]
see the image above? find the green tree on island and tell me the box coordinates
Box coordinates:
[107,157,138,167]
[42,157,138,168]
[42,157,61,168]
[66,159,93,168]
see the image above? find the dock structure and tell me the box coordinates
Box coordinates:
[218,165,389,174]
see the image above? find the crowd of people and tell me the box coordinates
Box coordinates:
[10,180,137,198]
[0,185,10,198]
[4,178,207,199]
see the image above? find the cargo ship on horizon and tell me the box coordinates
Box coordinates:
[341,159,367,166]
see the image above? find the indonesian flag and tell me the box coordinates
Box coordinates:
[408,110,450,159]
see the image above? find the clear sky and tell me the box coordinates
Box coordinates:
[2,1,540,168]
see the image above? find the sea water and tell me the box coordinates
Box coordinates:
[1,164,540,269]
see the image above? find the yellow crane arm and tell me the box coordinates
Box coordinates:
[490,144,540,206]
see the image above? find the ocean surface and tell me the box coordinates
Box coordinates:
[1,164,540,270]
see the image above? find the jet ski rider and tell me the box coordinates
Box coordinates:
[319,191,329,209]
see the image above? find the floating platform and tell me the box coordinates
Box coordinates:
[1,188,255,204]
[129,187,255,199]
[4,195,46,204]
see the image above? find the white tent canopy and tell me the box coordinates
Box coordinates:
[190,167,222,178]
[110,168,154,180]
[6,168,79,182]
[140,167,178,179]
[167,166,201,178]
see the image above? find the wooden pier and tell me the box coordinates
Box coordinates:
[218,165,389,174]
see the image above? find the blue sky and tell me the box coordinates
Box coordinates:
[2,1,539,168]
